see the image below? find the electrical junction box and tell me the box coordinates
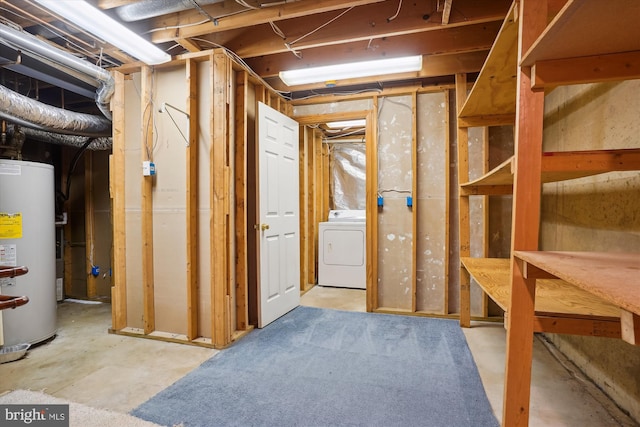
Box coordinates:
[142,161,156,176]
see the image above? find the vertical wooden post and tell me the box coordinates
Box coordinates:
[366,103,379,312]
[456,73,471,326]
[85,151,97,299]
[141,65,155,335]
[443,90,451,315]
[111,70,127,330]
[411,91,418,312]
[186,59,199,340]
[234,70,249,331]
[482,126,490,317]
[299,127,310,290]
[211,51,230,347]
[306,127,317,285]
[321,142,330,219]
[503,0,547,425]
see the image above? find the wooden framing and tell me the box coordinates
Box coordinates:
[141,66,155,335]
[455,73,471,327]
[111,70,127,331]
[110,49,281,348]
[211,51,230,347]
[367,101,379,312]
[186,59,199,340]
[454,0,640,425]
[84,151,97,299]
[410,92,418,313]
[234,69,249,331]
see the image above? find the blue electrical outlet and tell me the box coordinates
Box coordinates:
[91,265,100,277]
[377,196,384,207]
[406,196,413,207]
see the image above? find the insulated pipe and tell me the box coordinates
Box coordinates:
[0,22,114,120]
[7,127,112,150]
[0,85,112,137]
[116,0,224,21]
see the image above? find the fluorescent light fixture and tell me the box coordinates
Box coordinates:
[326,119,366,129]
[279,55,422,86]
[33,0,171,65]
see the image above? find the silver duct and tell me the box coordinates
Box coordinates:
[116,0,225,21]
[7,127,112,151]
[0,22,114,120]
[0,85,112,137]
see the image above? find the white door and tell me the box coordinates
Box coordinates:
[257,102,300,328]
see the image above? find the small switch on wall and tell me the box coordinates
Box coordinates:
[142,161,156,176]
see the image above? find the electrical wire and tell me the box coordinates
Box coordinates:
[287,6,354,47]
[269,21,286,39]
[387,0,403,22]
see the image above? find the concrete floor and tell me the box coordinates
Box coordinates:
[0,289,637,426]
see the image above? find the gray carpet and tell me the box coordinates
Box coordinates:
[132,306,498,427]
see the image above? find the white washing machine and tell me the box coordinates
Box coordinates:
[318,210,366,289]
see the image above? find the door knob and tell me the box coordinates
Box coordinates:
[261,223,270,231]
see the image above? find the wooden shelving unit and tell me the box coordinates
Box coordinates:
[456,0,640,425]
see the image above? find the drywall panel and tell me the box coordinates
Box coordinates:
[124,213,143,329]
[415,92,447,313]
[540,80,640,422]
[152,211,187,335]
[377,95,413,310]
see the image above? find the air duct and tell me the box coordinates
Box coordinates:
[0,22,114,120]
[116,0,225,22]
[0,85,112,137]
[7,127,112,151]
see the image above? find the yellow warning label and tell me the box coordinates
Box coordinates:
[0,213,22,239]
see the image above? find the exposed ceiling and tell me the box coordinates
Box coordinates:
[0,0,512,114]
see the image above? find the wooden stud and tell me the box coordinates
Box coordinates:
[502,0,547,425]
[62,148,73,298]
[443,90,451,315]
[366,104,379,312]
[321,143,330,219]
[298,126,310,291]
[85,151,97,299]
[455,73,471,326]
[411,91,418,313]
[111,70,127,331]
[481,126,490,317]
[211,51,230,347]
[234,70,250,331]
[186,59,200,340]
[141,66,155,335]
[308,128,318,285]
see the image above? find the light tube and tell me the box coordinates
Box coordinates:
[326,119,366,129]
[33,0,171,65]
[279,55,423,86]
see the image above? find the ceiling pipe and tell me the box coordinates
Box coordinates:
[7,126,112,150]
[0,22,114,120]
[0,84,112,137]
[116,0,225,21]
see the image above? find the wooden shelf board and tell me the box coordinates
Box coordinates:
[458,2,518,122]
[522,0,640,67]
[460,149,640,195]
[461,257,620,317]
[514,251,640,316]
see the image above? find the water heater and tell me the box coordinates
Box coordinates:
[0,159,57,346]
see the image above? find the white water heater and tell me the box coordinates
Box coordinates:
[0,159,57,346]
